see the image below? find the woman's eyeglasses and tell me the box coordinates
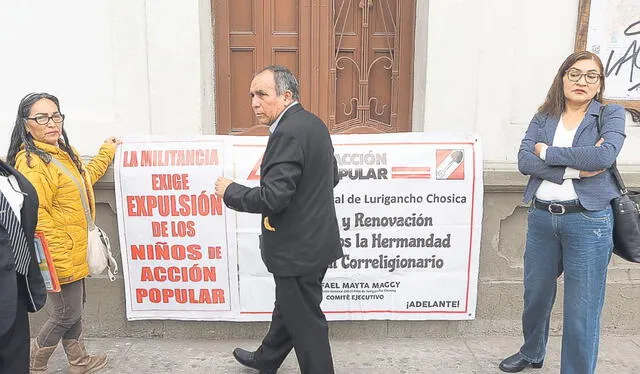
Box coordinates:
[565,69,601,84]
[24,113,65,126]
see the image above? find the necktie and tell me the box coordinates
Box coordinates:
[0,190,31,275]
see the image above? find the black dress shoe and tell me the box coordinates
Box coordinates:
[232,348,277,374]
[499,352,543,373]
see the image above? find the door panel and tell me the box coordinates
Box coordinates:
[330,0,414,133]
[213,0,414,135]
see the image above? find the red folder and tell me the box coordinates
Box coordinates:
[34,232,60,292]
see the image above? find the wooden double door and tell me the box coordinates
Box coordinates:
[213,0,416,134]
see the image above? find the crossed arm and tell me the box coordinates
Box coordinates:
[517,106,626,184]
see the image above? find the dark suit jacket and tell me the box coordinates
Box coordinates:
[0,160,47,338]
[224,103,343,276]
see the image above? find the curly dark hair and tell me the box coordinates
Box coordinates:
[6,92,83,172]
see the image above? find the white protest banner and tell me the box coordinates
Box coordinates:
[114,139,239,320]
[225,136,274,319]
[232,133,483,320]
[115,133,482,321]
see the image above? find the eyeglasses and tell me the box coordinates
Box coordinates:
[25,113,65,126]
[565,69,601,84]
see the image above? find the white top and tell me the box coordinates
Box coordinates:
[0,174,24,223]
[535,116,580,201]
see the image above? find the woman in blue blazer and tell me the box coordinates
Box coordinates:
[499,51,626,374]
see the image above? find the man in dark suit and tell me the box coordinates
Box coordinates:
[215,65,343,374]
[0,158,47,374]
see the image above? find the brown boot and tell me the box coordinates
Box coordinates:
[62,335,108,374]
[30,339,57,374]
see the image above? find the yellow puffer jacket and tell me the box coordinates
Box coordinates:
[14,140,116,284]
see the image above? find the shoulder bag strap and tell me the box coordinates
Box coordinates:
[49,158,95,229]
[596,105,627,194]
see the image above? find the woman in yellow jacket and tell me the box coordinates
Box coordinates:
[7,93,119,374]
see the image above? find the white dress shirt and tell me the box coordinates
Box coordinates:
[535,117,580,201]
[269,101,299,134]
[0,174,24,223]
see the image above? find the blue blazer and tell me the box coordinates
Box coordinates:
[518,100,626,210]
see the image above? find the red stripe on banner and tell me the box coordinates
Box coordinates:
[240,310,467,315]
[391,167,430,172]
[333,142,475,146]
[464,143,477,314]
[324,310,466,314]
[391,174,431,179]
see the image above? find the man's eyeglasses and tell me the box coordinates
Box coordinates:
[24,113,65,126]
[565,69,601,84]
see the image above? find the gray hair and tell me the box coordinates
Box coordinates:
[257,65,300,101]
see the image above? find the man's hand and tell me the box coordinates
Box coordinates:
[534,143,546,157]
[215,177,233,198]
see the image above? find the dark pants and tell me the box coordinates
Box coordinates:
[0,277,30,374]
[37,279,84,347]
[255,268,334,374]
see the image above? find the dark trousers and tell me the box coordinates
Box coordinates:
[37,279,84,347]
[0,278,30,374]
[256,268,334,374]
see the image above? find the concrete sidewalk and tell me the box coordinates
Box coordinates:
[45,335,640,373]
